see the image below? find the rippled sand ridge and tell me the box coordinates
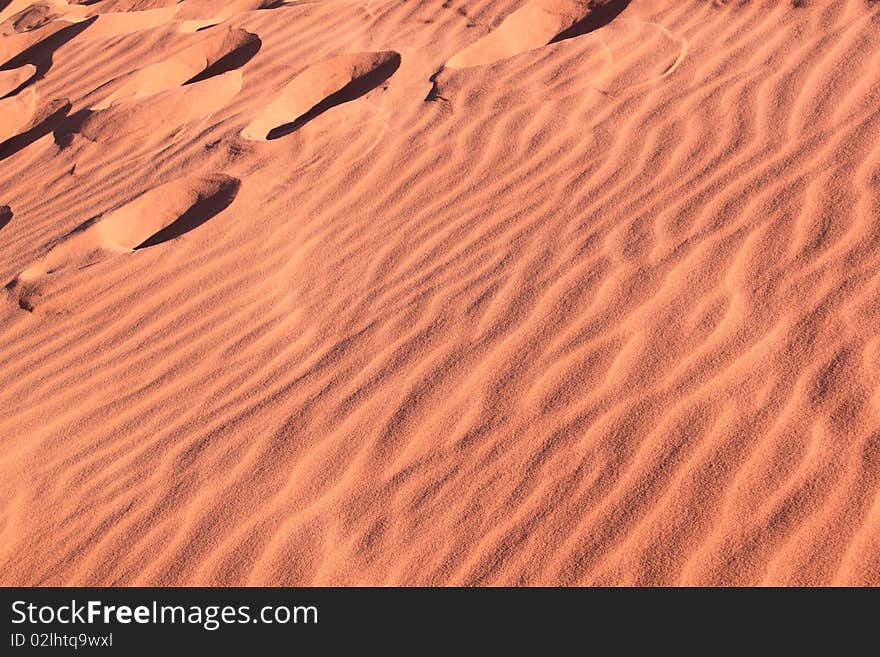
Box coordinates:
[1,0,879,586]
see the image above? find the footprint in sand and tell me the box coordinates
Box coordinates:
[0,2,68,35]
[63,5,179,41]
[91,27,260,109]
[0,85,37,142]
[241,50,401,141]
[444,0,630,69]
[0,63,36,97]
[64,0,177,9]
[176,0,284,32]
[0,16,95,82]
[430,0,684,101]
[0,87,70,161]
[2,3,190,43]
[65,27,261,146]
[5,173,240,312]
[72,68,242,144]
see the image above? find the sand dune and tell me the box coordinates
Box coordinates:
[1,0,879,586]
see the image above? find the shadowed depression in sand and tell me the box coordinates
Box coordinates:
[0,0,879,586]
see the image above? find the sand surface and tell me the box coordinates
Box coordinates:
[1,0,879,586]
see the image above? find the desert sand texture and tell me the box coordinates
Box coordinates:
[1,0,880,586]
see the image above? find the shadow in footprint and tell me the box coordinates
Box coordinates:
[0,206,11,231]
[0,17,97,82]
[184,34,262,85]
[0,99,71,161]
[135,178,241,249]
[52,108,93,149]
[267,53,401,140]
[424,68,445,102]
[549,0,631,43]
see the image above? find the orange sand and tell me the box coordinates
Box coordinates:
[1,0,879,586]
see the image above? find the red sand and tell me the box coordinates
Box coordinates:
[1,0,879,585]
